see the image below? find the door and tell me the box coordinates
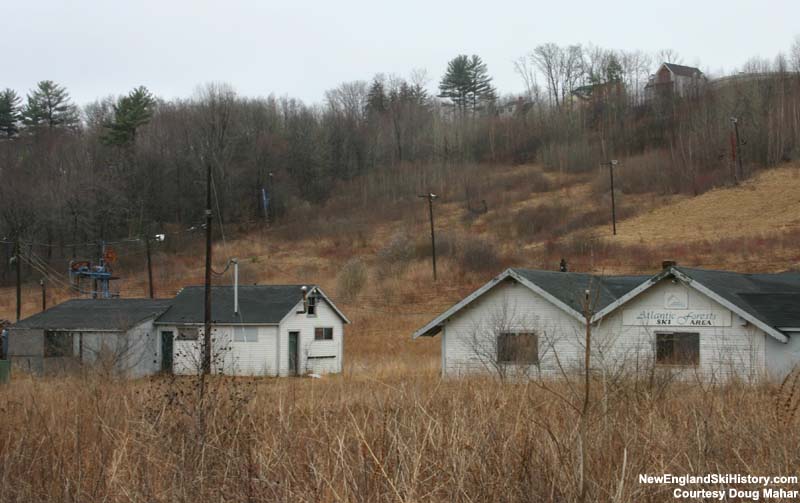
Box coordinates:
[161,331,174,373]
[288,331,299,376]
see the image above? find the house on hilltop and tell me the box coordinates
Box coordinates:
[8,299,171,377]
[645,63,707,100]
[413,264,800,382]
[154,285,349,376]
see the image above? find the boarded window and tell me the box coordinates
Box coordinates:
[44,330,73,357]
[233,327,258,343]
[314,327,333,341]
[177,327,199,341]
[656,332,699,366]
[497,332,538,364]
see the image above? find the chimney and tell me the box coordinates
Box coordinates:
[301,285,308,313]
[232,258,239,315]
[662,260,677,270]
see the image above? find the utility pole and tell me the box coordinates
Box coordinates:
[145,235,154,299]
[203,161,213,376]
[602,160,619,236]
[40,278,46,311]
[730,117,743,183]
[418,193,438,281]
[14,239,20,322]
[268,172,274,225]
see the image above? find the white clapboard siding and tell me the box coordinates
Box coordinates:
[442,277,770,381]
[279,297,344,376]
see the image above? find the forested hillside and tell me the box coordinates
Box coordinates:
[2,40,800,291]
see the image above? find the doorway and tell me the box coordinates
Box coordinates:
[161,331,174,373]
[288,331,299,376]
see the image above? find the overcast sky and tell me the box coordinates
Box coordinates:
[6,0,800,107]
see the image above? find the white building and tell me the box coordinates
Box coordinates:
[8,299,172,378]
[155,285,349,376]
[413,265,800,382]
[645,63,706,100]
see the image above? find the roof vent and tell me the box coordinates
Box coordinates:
[662,260,677,270]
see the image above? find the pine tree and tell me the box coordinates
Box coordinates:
[365,78,388,116]
[101,86,156,146]
[0,88,21,138]
[439,54,496,113]
[22,80,79,130]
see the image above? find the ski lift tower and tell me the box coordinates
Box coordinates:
[68,242,120,298]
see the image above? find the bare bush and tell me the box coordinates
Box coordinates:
[336,258,368,301]
[459,238,501,273]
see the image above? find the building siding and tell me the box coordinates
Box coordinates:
[279,297,344,376]
[441,277,773,381]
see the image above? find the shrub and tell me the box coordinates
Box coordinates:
[459,238,501,273]
[376,231,414,279]
[512,203,567,239]
[336,258,368,302]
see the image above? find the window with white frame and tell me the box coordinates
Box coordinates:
[314,327,333,341]
[233,326,259,343]
[307,294,317,316]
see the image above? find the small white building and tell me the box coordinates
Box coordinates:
[413,265,800,382]
[8,299,172,378]
[154,285,349,376]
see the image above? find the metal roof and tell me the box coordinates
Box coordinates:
[154,285,350,325]
[11,299,172,331]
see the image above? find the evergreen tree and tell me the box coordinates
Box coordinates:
[101,86,156,146]
[0,88,21,138]
[22,80,79,130]
[439,54,496,113]
[365,78,388,116]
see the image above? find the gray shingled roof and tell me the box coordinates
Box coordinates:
[12,299,172,331]
[155,285,310,325]
[675,267,800,330]
[664,63,704,78]
[512,269,648,314]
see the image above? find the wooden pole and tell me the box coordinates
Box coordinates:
[15,239,21,322]
[145,236,154,299]
[40,278,46,311]
[203,161,213,376]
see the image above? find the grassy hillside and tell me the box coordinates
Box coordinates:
[3,162,800,502]
[3,161,800,366]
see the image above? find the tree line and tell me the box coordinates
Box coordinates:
[1,39,800,284]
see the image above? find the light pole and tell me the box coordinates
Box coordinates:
[730,117,743,184]
[602,160,619,236]
[418,193,438,281]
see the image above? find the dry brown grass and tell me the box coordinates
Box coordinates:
[1,372,799,502]
[4,161,800,501]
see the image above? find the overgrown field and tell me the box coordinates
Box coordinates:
[3,162,800,502]
[2,370,800,502]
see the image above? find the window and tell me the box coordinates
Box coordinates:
[497,332,538,364]
[176,327,199,341]
[44,330,73,357]
[315,327,333,341]
[233,327,258,343]
[656,332,699,366]
[307,295,317,316]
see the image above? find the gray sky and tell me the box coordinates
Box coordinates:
[6,0,800,106]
